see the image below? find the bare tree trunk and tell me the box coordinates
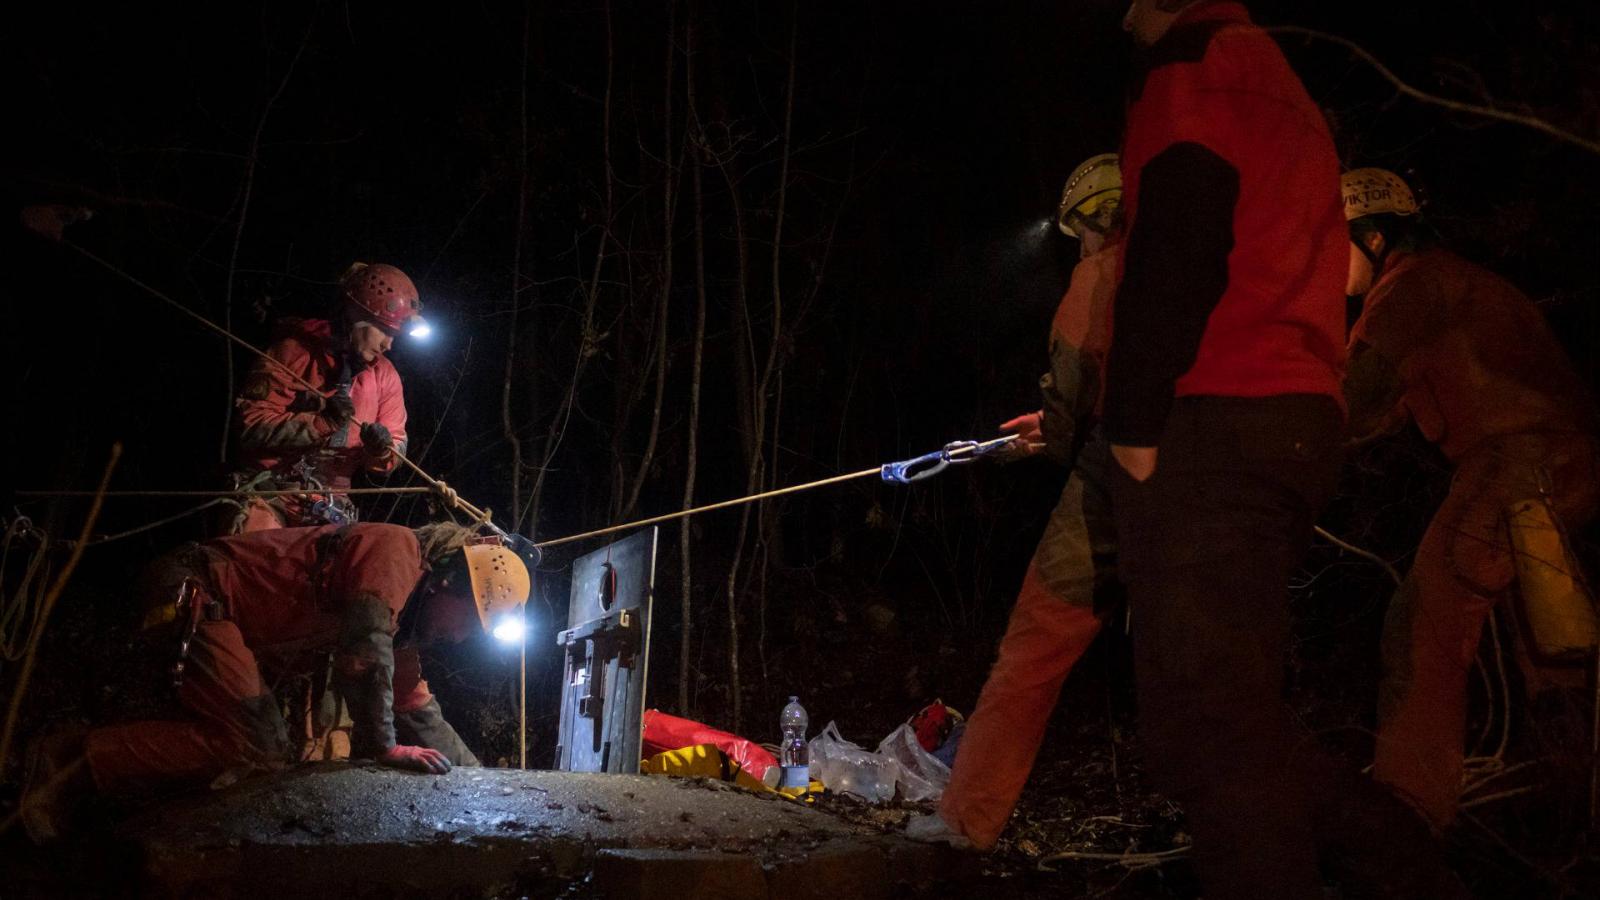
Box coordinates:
[521,0,616,537]
[753,5,798,693]
[619,0,680,522]
[713,139,752,736]
[758,367,784,679]
[715,3,799,732]
[679,9,708,716]
[503,3,531,521]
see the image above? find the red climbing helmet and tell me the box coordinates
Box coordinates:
[339,262,422,334]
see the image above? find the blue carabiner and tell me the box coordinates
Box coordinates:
[881,449,950,484]
[880,435,1020,485]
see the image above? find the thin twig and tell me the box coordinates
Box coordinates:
[1460,785,1544,810]
[1314,525,1403,586]
[77,498,236,546]
[1037,846,1190,873]
[0,445,121,768]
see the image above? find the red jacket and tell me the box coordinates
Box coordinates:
[193,524,434,750]
[1347,248,1597,461]
[1107,1,1346,445]
[234,318,408,490]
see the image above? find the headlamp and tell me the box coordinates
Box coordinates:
[491,614,527,644]
[407,317,433,340]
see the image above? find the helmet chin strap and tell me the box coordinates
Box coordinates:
[1353,230,1390,277]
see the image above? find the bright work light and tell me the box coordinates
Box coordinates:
[492,615,527,644]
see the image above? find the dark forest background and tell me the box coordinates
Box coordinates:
[3,1,1600,892]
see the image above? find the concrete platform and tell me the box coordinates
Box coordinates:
[119,764,963,898]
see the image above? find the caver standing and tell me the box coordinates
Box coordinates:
[1342,166,1600,827]
[915,153,1124,850]
[1103,4,1466,897]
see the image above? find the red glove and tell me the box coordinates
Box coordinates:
[378,744,452,775]
[996,411,1046,461]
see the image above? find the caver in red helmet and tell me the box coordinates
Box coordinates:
[341,263,422,334]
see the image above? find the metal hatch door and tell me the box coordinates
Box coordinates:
[554,528,657,774]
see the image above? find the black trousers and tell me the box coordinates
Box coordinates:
[1110,395,1461,900]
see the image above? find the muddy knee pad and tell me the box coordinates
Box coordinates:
[237,693,292,765]
[1034,475,1098,608]
[333,593,397,758]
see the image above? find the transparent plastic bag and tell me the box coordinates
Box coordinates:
[875,723,950,802]
[807,722,899,802]
[807,721,952,803]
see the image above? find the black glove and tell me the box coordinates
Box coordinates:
[289,390,324,413]
[361,422,394,455]
[323,390,356,428]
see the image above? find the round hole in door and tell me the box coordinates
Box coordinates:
[598,563,617,611]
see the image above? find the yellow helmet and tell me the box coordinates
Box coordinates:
[1341,168,1419,221]
[1057,153,1122,237]
[463,542,531,637]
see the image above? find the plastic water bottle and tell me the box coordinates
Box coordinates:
[779,696,810,789]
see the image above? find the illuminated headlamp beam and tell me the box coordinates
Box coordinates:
[492,615,527,643]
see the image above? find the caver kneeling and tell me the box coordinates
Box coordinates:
[22,522,528,842]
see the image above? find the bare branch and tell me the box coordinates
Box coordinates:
[1268,26,1600,157]
[218,12,316,461]
[503,3,532,542]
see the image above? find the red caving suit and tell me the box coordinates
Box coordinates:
[1351,247,1600,826]
[939,240,1121,849]
[232,318,408,531]
[84,524,447,788]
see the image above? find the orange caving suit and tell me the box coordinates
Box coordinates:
[232,318,409,531]
[83,525,463,789]
[939,240,1121,850]
[1349,247,1600,826]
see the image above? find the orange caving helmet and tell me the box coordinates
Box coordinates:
[340,262,422,334]
[463,542,531,636]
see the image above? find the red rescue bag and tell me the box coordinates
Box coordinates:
[641,709,778,784]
